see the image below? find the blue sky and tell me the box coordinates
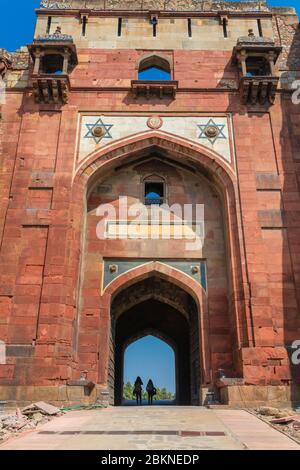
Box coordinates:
[0,0,299,52]
[124,335,176,393]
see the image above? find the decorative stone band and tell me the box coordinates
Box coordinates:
[79,115,232,164]
[35,34,74,42]
[39,0,272,13]
[103,259,207,292]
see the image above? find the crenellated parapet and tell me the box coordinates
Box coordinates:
[39,0,271,12]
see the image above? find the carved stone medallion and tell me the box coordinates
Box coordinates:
[147,116,163,130]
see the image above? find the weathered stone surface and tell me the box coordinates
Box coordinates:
[258,406,281,416]
[0,1,299,407]
[39,1,275,13]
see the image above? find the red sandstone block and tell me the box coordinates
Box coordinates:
[250,297,271,307]
[39,302,66,317]
[44,265,65,276]
[12,304,39,317]
[243,366,268,385]
[78,345,98,354]
[15,285,41,297]
[11,316,38,326]
[58,366,70,380]
[0,325,9,342]
[30,366,60,382]
[82,288,101,298]
[274,365,291,380]
[8,325,36,343]
[77,352,98,364]
[83,297,102,309]
[0,296,12,312]
[34,344,49,358]
[0,365,15,379]
[81,316,100,330]
[256,327,278,347]
[81,308,99,317]
[241,347,288,366]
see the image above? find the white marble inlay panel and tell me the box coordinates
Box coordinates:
[78,115,232,164]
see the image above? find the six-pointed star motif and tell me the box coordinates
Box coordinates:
[197,119,226,144]
[85,118,114,144]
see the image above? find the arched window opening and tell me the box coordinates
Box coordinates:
[144,175,165,205]
[138,55,171,81]
[123,335,176,405]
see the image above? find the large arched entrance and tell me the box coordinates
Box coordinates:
[109,276,200,406]
[71,132,249,405]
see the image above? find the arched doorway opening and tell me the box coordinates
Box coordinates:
[123,335,176,405]
[109,276,200,406]
[72,132,248,404]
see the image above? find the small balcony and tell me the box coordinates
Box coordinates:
[131,80,178,100]
[27,27,78,105]
[232,31,282,106]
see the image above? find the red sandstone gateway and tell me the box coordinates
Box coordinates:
[0,0,300,408]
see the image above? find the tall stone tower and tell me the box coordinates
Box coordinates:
[0,0,300,407]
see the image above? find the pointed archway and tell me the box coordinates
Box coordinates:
[123,334,176,405]
[70,132,251,403]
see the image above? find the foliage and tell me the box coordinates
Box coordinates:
[123,381,134,400]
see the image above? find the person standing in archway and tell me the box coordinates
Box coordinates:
[146,379,157,405]
[133,376,143,405]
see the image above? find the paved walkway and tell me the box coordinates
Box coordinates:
[1,407,299,450]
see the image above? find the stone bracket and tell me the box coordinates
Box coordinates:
[239,76,279,106]
[32,74,70,104]
[131,80,178,100]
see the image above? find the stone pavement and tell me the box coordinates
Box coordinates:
[1,407,299,450]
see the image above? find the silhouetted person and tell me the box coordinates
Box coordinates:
[133,376,143,405]
[146,379,157,405]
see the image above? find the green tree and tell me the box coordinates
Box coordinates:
[123,381,134,400]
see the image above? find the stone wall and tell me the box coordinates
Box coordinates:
[34,14,274,51]
[39,0,271,12]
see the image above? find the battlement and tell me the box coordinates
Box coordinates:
[39,1,295,14]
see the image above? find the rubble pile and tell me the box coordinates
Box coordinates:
[254,406,300,444]
[0,402,61,444]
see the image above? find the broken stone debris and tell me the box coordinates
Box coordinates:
[257,406,295,418]
[270,416,299,425]
[254,406,300,444]
[21,401,60,416]
[0,401,61,443]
